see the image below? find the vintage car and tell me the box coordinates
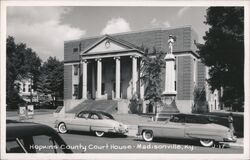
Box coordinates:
[137,114,237,147]
[55,110,128,137]
[6,120,73,153]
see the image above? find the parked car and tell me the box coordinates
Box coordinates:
[55,110,128,137]
[137,113,236,147]
[6,120,73,153]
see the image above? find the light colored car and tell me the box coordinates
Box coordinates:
[137,114,236,147]
[55,110,128,137]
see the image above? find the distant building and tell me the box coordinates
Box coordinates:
[15,78,38,103]
[63,26,219,113]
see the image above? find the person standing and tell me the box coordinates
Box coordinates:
[228,113,235,134]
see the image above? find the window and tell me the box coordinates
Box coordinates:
[73,47,78,53]
[170,115,185,123]
[174,81,176,91]
[28,85,31,92]
[73,65,78,76]
[78,112,89,118]
[73,84,78,97]
[89,113,100,120]
[101,83,105,95]
[23,83,26,92]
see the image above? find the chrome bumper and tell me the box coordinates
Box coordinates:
[223,136,237,143]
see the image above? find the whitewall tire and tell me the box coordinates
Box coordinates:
[95,131,105,137]
[142,130,153,142]
[58,123,67,134]
[200,139,214,147]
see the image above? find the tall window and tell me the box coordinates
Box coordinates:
[102,83,105,95]
[73,65,78,76]
[23,83,26,92]
[28,85,31,92]
[174,81,177,91]
[73,84,78,97]
[193,58,197,85]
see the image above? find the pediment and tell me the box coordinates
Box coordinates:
[82,35,137,54]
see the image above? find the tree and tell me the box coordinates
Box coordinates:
[37,57,64,106]
[198,7,244,111]
[6,36,41,109]
[141,48,165,114]
[192,87,209,113]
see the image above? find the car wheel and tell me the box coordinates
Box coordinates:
[200,139,214,147]
[142,130,153,142]
[58,123,67,134]
[95,131,105,137]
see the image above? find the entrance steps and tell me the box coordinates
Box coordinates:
[66,99,118,114]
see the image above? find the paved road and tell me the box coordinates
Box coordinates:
[60,131,243,154]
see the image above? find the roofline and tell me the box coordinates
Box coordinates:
[64,25,194,44]
[80,34,139,54]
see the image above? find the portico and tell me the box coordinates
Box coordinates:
[80,35,144,101]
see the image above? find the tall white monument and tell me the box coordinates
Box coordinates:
[158,35,179,116]
[162,35,177,97]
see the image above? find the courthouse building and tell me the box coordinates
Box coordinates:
[64,26,219,113]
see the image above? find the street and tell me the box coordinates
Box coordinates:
[60,131,243,154]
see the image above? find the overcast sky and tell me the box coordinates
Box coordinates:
[7,6,209,61]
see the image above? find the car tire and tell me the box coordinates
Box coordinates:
[58,123,67,134]
[142,130,153,142]
[200,139,214,147]
[95,131,105,137]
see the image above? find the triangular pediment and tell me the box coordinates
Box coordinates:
[82,35,137,54]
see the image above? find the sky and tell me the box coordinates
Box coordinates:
[7,6,209,61]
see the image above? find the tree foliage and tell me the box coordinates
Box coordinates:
[37,57,64,105]
[192,87,209,113]
[198,7,244,111]
[6,36,41,109]
[141,48,165,113]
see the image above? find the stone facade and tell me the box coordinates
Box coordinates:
[64,26,211,113]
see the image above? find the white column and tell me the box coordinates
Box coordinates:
[140,60,144,99]
[132,56,138,95]
[115,57,121,99]
[82,60,88,99]
[96,58,102,99]
[91,62,96,99]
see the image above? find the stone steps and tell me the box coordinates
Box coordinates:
[66,100,118,114]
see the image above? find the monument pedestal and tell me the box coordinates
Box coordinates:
[155,35,179,121]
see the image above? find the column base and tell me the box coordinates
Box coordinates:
[162,91,177,96]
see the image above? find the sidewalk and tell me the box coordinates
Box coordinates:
[6,112,244,148]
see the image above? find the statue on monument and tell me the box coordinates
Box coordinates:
[167,35,176,54]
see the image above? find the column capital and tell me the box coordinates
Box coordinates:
[130,55,139,59]
[113,56,120,60]
[95,58,102,62]
[81,59,88,63]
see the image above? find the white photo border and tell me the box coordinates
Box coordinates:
[1,0,249,160]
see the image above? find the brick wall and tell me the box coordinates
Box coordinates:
[64,65,72,99]
[197,61,206,90]
[176,55,194,100]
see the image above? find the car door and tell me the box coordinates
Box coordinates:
[160,115,186,139]
[69,112,91,131]
[184,115,211,139]
[87,113,107,131]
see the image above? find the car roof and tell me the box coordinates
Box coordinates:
[77,110,114,119]
[6,120,58,140]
